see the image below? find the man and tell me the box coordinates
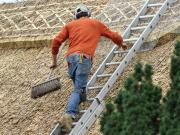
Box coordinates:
[50,4,127,132]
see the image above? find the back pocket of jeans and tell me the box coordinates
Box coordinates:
[76,63,90,75]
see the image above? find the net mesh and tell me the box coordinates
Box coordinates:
[0,0,179,39]
[0,1,178,134]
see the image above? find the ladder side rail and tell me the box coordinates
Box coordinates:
[70,0,150,133]
[123,0,150,39]
[73,1,174,134]
[96,0,173,102]
[87,0,150,87]
[69,99,102,135]
[77,101,105,135]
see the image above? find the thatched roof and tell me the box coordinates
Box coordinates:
[0,0,179,134]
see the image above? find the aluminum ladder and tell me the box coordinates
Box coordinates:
[50,0,174,134]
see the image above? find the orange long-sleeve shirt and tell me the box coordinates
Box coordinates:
[51,17,123,57]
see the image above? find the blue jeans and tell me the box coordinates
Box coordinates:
[65,53,92,117]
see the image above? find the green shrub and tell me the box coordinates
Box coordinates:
[100,63,162,135]
[160,40,180,135]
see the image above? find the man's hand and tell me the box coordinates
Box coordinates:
[50,63,57,69]
[121,43,128,50]
[50,54,57,69]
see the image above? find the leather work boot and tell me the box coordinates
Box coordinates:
[61,113,73,133]
[80,89,87,102]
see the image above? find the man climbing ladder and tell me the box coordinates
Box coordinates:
[50,4,127,133]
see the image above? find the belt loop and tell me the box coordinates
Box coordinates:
[79,54,83,64]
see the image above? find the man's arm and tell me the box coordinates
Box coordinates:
[99,21,127,50]
[50,26,68,68]
[50,54,57,69]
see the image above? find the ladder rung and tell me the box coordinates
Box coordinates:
[87,98,95,102]
[139,14,155,19]
[114,50,129,54]
[124,38,138,42]
[79,110,87,113]
[148,3,163,7]
[97,73,112,78]
[72,122,77,126]
[87,86,103,90]
[106,61,121,66]
[131,26,147,30]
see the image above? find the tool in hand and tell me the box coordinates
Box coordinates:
[31,43,65,99]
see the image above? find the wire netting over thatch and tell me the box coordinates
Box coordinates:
[0,0,179,134]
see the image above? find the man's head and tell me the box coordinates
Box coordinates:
[74,4,91,19]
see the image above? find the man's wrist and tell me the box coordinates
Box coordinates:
[53,61,57,66]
